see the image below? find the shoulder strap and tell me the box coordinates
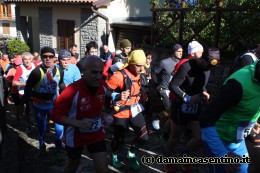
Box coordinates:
[229,52,247,74]
[55,66,61,80]
[242,52,258,62]
[34,67,44,91]
[120,69,132,92]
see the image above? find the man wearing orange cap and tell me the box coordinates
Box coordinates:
[106,49,149,170]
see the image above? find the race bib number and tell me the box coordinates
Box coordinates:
[18,87,25,95]
[236,122,255,141]
[181,103,198,114]
[79,117,102,133]
[130,103,144,118]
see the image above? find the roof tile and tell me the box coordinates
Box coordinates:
[5,0,101,5]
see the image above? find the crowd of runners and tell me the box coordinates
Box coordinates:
[0,39,259,173]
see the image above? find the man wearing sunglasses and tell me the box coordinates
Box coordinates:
[24,46,65,156]
[165,44,220,172]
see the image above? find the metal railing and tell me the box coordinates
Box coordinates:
[0,12,15,20]
[151,2,259,51]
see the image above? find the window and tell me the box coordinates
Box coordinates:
[2,23,10,34]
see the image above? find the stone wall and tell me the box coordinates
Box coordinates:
[39,7,53,48]
[80,8,98,56]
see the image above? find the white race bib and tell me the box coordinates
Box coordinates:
[79,117,102,133]
[130,103,144,118]
[181,103,198,114]
[236,122,255,141]
[18,88,25,95]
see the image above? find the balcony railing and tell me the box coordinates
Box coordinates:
[0,12,15,20]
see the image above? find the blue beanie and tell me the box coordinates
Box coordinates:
[58,50,71,60]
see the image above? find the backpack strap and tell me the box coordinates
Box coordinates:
[242,52,258,62]
[120,69,132,92]
[34,67,44,91]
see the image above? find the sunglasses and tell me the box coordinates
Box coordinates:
[42,55,55,59]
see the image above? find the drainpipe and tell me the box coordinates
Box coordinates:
[91,6,110,45]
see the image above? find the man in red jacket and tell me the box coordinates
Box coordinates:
[51,56,108,173]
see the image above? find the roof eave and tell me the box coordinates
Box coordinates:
[4,0,111,8]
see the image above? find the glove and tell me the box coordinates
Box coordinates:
[184,94,201,104]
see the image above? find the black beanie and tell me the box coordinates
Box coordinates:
[172,44,182,52]
[40,46,55,56]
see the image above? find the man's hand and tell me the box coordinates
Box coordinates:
[190,94,202,104]
[140,92,148,101]
[147,74,152,80]
[202,91,210,101]
[156,85,162,92]
[224,153,241,172]
[253,122,260,135]
[121,90,130,100]
[76,119,94,130]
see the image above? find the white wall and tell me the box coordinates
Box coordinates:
[100,0,152,51]
[9,22,17,37]
[107,0,152,22]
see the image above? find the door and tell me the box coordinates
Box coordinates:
[57,20,75,50]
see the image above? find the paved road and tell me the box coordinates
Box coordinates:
[1,103,208,173]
